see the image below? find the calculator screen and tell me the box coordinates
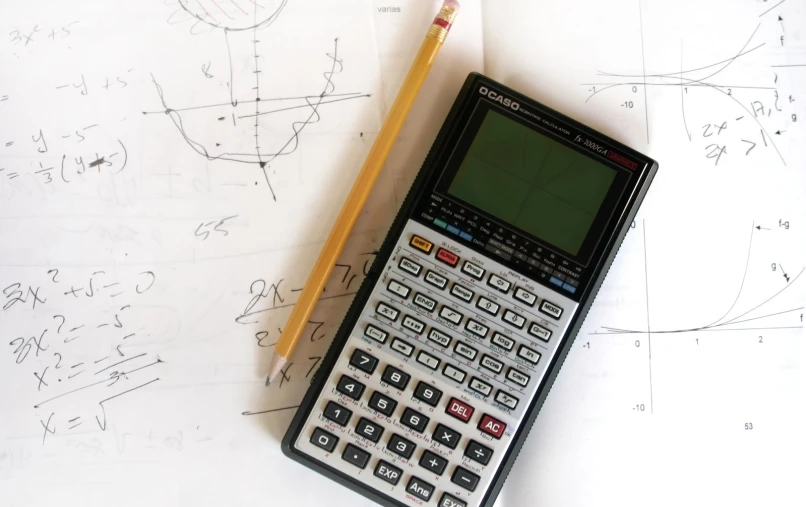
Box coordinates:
[447,109,621,256]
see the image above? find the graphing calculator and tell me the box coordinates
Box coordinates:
[282,73,658,507]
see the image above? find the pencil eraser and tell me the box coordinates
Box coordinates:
[442,0,460,11]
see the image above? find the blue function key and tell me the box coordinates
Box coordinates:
[446,224,461,236]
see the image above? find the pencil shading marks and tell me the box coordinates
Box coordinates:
[176,0,288,32]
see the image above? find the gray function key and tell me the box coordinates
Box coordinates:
[374,460,403,486]
[465,318,489,338]
[517,344,541,365]
[450,283,474,303]
[442,363,467,383]
[506,367,531,387]
[387,279,411,299]
[451,466,480,492]
[364,324,388,344]
[454,341,478,361]
[406,476,435,502]
[439,493,468,507]
[310,427,338,453]
[413,293,437,312]
[528,322,552,342]
[342,444,370,469]
[513,286,537,306]
[349,349,378,374]
[376,302,399,322]
[439,306,463,325]
[427,328,452,348]
[480,354,504,374]
[398,257,422,277]
[424,270,448,290]
[469,377,492,396]
[495,390,519,410]
[491,332,515,351]
[540,299,563,319]
[487,274,511,293]
[416,350,440,371]
[390,337,414,358]
[462,261,485,280]
[502,309,526,329]
[476,296,500,316]
[402,314,426,334]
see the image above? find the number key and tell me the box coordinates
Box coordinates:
[323,401,352,426]
[349,349,378,374]
[310,427,338,453]
[355,417,384,443]
[336,375,365,400]
[388,433,416,459]
[381,365,410,390]
[400,407,430,433]
[413,381,443,407]
[368,391,397,417]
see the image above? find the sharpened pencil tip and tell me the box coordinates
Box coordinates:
[264,376,271,387]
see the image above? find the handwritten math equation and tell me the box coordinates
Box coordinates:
[3,268,163,446]
[0,122,128,195]
[582,12,801,168]
[236,250,378,394]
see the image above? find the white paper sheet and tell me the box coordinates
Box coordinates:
[0,1,389,506]
[483,1,805,506]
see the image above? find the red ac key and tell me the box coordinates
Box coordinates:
[478,414,506,439]
[445,397,474,423]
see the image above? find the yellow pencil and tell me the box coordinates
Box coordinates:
[266,0,460,385]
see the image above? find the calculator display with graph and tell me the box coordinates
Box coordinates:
[282,73,659,507]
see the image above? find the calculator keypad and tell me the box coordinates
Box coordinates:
[294,220,577,507]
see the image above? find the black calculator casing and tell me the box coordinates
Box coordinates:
[282,73,659,507]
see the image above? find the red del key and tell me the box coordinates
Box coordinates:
[445,397,474,423]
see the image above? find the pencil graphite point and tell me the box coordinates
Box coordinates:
[265,354,288,387]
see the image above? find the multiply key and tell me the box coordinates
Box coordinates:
[433,423,461,449]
